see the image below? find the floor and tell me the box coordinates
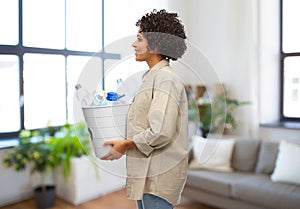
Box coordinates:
[0,189,217,209]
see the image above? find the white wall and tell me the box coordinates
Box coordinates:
[0,149,32,206]
[169,0,300,140]
[169,0,259,136]
[258,0,281,123]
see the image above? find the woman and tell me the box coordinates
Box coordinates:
[101,9,189,209]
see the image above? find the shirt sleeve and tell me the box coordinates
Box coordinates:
[133,79,181,157]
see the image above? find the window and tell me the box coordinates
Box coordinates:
[281,0,300,121]
[0,0,103,137]
[0,0,168,139]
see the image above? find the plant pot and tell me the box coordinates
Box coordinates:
[200,128,210,138]
[34,186,55,209]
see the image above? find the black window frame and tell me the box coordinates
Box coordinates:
[279,0,300,122]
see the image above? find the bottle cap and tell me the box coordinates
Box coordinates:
[75,84,82,90]
[106,92,118,101]
[116,78,122,84]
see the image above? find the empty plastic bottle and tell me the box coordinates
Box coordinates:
[101,92,125,106]
[75,84,93,107]
[115,78,127,104]
[91,90,105,106]
[116,78,122,90]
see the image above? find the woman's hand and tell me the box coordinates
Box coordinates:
[100,139,136,160]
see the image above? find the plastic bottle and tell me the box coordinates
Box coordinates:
[75,84,93,107]
[101,92,125,106]
[91,90,105,106]
[115,78,127,104]
[116,78,122,90]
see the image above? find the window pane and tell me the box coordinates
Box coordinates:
[0,0,19,45]
[66,55,97,123]
[0,55,20,132]
[23,0,65,49]
[23,54,66,129]
[282,0,300,53]
[66,0,102,51]
[283,56,300,117]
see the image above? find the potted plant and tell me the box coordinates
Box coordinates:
[50,122,92,181]
[199,93,250,137]
[2,122,91,209]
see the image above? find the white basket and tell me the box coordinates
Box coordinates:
[82,104,130,158]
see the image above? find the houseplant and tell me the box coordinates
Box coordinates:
[2,122,91,209]
[189,92,250,138]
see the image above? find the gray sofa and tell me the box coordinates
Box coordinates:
[183,138,300,209]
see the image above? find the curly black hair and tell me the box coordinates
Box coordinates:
[136,9,187,61]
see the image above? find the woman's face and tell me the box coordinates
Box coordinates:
[132,29,151,62]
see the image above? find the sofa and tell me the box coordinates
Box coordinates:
[183,136,300,209]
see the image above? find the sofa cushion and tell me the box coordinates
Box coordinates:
[255,140,278,174]
[232,139,260,172]
[232,174,300,209]
[271,140,300,185]
[190,136,235,172]
[186,170,253,197]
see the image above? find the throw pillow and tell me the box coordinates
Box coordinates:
[271,140,300,185]
[189,135,235,172]
[255,141,278,174]
[231,139,260,172]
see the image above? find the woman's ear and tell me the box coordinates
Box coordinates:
[153,47,159,54]
[147,46,159,54]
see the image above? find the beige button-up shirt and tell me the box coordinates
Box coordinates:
[126,59,189,205]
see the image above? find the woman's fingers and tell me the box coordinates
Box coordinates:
[100,148,122,160]
[103,140,115,146]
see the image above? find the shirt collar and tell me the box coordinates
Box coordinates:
[142,59,169,80]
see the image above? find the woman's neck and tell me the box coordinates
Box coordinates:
[146,54,163,68]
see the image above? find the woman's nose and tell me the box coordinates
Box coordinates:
[132,40,137,48]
